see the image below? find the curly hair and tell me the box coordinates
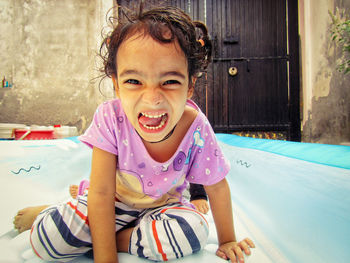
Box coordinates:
[100,4,212,83]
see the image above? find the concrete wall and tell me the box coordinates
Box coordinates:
[1,0,349,143]
[299,0,350,144]
[0,0,115,134]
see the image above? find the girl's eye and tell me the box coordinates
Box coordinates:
[163,80,181,86]
[125,79,141,85]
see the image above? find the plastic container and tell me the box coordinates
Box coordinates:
[0,123,27,139]
[15,126,54,140]
[53,125,78,139]
[7,124,77,140]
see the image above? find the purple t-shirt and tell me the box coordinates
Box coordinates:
[79,99,230,208]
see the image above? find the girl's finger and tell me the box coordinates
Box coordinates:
[203,204,209,214]
[216,249,228,260]
[239,241,251,255]
[244,238,256,248]
[228,250,238,263]
[233,246,244,263]
[219,247,237,263]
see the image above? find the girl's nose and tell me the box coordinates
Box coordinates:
[142,87,163,105]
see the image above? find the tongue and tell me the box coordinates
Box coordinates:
[139,115,164,127]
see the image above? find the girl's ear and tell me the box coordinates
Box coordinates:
[112,75,120,98]
[187,76,197,98]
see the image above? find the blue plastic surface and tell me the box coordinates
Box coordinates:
[216,133,350,169]
[0,135,349,263]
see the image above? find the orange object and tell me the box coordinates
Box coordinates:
[198,38,205,47]
[14,129,54,140]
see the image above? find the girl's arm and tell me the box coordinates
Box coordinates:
[88,147,118,263]
[204,178,254,263]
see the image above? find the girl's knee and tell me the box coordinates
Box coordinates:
[174,210,209,251]
[30,202,92,261]
[129,207,209,261]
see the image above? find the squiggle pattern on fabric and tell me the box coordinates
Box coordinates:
[236,160,251,168]
[11,165,41,175]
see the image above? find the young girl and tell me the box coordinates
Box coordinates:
[13,5,254,263]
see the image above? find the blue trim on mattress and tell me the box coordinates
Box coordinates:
[65,136,82,143]
[216,134,350,170]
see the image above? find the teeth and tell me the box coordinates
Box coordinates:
[139,112,167,130]
[142,119,166,130]
[141,112,166,118]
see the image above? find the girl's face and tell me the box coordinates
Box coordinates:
[112,32,194,143]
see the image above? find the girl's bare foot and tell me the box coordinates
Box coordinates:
[13,205,49,233]
[69,184,79,199]
[191,199,210,214]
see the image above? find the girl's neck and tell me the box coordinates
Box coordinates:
[142,106,198,163]
[147,125,177,144]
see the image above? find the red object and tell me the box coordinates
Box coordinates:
[14,129,54,140]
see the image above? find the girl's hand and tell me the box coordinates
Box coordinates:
[191,199,210,214]
[216,238,255,263]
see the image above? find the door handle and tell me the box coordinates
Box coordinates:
[228,67,238,76]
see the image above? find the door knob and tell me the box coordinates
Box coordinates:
[228,66,238,76]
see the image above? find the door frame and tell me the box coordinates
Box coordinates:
[287,0,301,141]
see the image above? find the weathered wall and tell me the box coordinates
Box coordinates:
[0,0,115,133]
[1,0,349,143]
[299,0,350,144]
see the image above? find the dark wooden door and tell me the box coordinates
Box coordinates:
[209,0,289,134]
[116,0,301,141]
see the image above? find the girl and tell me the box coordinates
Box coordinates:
[14,5,254,263]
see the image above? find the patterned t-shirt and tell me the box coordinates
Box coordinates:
[79,99,230,208]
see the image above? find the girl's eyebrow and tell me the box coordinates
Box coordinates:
[160,71,186,79]
[119,69,142,78]
[119,69,186,80]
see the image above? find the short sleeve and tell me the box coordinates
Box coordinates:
[186,120,230,186]
[79,101,119,155]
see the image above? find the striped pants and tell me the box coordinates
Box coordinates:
[30,194,209,262]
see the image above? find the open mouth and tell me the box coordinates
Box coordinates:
[138,112,168,132]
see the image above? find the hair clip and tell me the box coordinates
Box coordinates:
[197,39,205,47]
